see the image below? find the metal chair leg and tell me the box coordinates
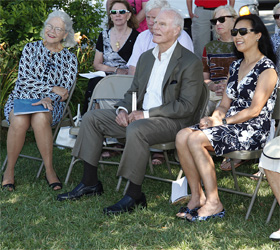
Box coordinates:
[65,156,81,184]
[266,198,278,224]
[36,162,44,178]
[245,173,263,220]
[1,155,8,172]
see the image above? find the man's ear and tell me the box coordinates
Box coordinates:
[173,26,180,38]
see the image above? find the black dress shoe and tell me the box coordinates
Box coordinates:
[57,181,103,201]
[103,193,147,215]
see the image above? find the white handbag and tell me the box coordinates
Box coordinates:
[55,104,82,149]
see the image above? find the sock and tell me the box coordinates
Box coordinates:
[126,181,142,200]
[81,161,98,186]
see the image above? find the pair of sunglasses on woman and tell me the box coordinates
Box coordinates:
[210,15,255,37]
[110,9,130,15]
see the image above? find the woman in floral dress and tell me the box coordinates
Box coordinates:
[175,14,278,221]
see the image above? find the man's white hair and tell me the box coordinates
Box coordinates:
[159,8,184,36]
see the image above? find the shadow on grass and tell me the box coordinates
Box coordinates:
[0,130,279,249]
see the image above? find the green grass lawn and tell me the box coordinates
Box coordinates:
[0,128,279,250]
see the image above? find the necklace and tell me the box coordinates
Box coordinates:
[114,27,128,50]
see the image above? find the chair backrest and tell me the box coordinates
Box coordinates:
[87,75,134,111]
[52,79,77,139]
[192,81,210,123]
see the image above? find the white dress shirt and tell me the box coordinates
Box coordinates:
[142,41,178,117]
[117,41,178,118]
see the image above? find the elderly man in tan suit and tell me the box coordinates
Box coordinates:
[57,8,204,215]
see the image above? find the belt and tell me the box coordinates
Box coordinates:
[199,6,216,10]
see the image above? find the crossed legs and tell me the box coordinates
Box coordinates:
[175,128,223,219]
[2,111,61,190]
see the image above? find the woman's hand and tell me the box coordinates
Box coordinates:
[52,86,69,101]
[208,80,227,96]
[199,116,223,129]
[116,68,128,75]
[32,97,53,111]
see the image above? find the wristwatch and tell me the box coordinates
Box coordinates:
[222,118,227,125]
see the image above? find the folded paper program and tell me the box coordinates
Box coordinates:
[171,176,189,204]
[79,71,106,79]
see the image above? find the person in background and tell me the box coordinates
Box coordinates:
[202,5,237,117]
[2,10,78,191]
[251,2,280,180]
[186,0,235,59]
[175,14,278,221]
[57,9,204,217]
[258,135,280,241]
[82,0,139,114]
[127,0,194,165]
[107,0,148,32]
[127,0,194,75]
[271,3,280,52]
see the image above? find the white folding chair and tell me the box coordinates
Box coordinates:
[64,75,134,184]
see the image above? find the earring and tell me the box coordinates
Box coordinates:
[127,19,129,21]
[63,38,66,42]
[256,39,259,42]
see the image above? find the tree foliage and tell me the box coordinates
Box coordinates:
[0,0,106,118]
[0,0,105,53]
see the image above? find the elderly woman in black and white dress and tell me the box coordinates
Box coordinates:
[2,10,78,191]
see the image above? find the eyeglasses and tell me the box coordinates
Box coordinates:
[231,28,255,36]
[210,16,233,25]
[45,24,65,34]
[110,9,130,15]
[273,14,280,20]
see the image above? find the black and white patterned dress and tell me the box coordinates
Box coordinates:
[4,40,78,125]
[194,57,278,156]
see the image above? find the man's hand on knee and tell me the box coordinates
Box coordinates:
[115,110,129,127]
[128,111,144,123]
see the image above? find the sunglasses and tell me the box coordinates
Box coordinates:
[210,16,233,25]
[273,14,280,20]
[110,9,130,15]
[231,28,255,36]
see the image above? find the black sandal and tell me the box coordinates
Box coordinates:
[1,175,15,191]
[45,175,62,191]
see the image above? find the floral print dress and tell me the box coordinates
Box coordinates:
[4,40,78,126]
[198,57,278,156]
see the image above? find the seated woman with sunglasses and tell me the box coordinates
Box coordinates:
[202,5,238,117]
[2,10,78,191]
[82,0,139,114]
[175,14,278,222]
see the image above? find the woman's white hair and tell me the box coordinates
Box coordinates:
[40,10,76,47]
[145,0,170,14]
[273,3,280,14]
[159,8,184,36]
[212,5,237,39]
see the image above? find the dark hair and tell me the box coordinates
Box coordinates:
[233,14,276,64]
[108,0,139,29]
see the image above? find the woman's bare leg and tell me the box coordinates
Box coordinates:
[187,131,223,217]
[31,112,61,190]
[264,169,280,205]
[2,111,31,189]
[264,169,280,233]
[176,128,206,213]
